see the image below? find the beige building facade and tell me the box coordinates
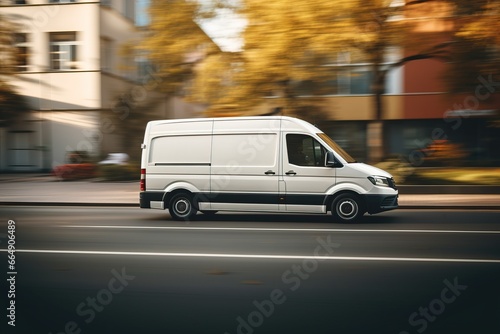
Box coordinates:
[0,0,197,172]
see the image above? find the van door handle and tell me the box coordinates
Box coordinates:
[265,170,275,175]
[286,170,297,176]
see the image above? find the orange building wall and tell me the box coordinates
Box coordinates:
[404,58,449,94]
[404,92,500,120]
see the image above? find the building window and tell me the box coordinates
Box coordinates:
[136,56,154,82]
[124,1,135,21]
[336,66,373,95]
[50,32,78,70]
[12,1,27,4]
[49,0,76,3]
[14,33,30,72]
[293,67,373,96]
[328,52,373,95]
[316,48,400,96]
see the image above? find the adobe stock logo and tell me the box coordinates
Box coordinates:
[399,277,467,334]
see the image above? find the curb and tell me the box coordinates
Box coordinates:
[398,185,500,195]
[398,205,500,210]
[0,202,136,207]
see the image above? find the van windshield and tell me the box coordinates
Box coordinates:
[318,133,357,163]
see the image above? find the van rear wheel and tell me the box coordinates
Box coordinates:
[332,193,363,223]
[169,192,197,221]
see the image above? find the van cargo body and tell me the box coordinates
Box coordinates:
[140,116,398,222]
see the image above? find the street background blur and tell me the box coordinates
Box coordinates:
[0,0,499,186]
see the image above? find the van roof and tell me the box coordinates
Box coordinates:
[146,116,322,133]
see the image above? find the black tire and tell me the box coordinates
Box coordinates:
[332,193,364,223]
[169,192,197,221]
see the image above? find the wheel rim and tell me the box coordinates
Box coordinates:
[174,198,191,217]
[337,199,358,219]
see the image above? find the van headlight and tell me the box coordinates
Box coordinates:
[368,176,390,187]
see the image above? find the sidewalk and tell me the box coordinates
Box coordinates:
[0,174,499,209]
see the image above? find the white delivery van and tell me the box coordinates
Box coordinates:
[140,116,398,222]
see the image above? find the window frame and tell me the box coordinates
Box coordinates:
[49,32,78,71]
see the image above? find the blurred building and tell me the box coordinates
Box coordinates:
[2,0,498,171]
[0,0,203,172]
[381,2,500,167]
[259,2,500,166]
[0,0,134,171]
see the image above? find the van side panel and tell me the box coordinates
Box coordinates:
[147,134,211,192]
[145,120,213,195]
[149,135,211,164]
[208,119,280,211]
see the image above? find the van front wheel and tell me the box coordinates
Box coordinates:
[169,193,197,221]
[332,194,363,223]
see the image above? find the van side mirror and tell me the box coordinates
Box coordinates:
[325,151,343,168]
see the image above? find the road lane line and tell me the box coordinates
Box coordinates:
[61,225,500,234]
[1,249,500,264]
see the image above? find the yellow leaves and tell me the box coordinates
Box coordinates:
[206,0,410,113]
[141,0,500,116]
[0,14,21,76]
[241,0,388,73]
[457,1,500,45]
[142,0,212,61]
[139,0,221,95]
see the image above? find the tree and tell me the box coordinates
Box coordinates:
[227,0,416,161]
[0,13,29,126]
[451,0,500,92]
[232,0,359,115]
[141,0,225,96]
[223,0,499,161]
[0,14,18,76]
[100,89,165,161]
[143,0,499,161]
[0,82,29,127]
[456,0,500,46]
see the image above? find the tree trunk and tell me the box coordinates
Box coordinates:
[366,120,384,164]
[367,63,386,164]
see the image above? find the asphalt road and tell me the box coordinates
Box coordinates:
[1,207,499,334]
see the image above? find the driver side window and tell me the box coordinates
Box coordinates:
[287,134,326,167]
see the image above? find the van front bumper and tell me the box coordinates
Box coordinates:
[364,194,398,214]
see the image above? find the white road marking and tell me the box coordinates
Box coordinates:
[61,225,500,234]
[1,249,499,264]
